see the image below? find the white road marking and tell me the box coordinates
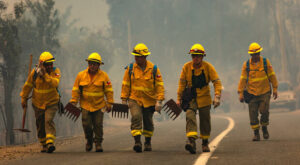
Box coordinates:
[194,116,235,165]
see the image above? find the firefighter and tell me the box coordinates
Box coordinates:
[70,52,113,152]
[20,52,61,153]
[177,43,222,154]
[238,42,278,141]
[121,43,165,153]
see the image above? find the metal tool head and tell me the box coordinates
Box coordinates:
[111,103,129,119]
[13,128,31,132]
[64,102,81,122]
[162,99,182,120]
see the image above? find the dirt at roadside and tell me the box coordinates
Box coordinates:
[0,120,129,163]
[0,135,84,161]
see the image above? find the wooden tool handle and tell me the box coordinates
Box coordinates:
[28,54,32,77]
[22,107,27,129]
[22,54,32,129]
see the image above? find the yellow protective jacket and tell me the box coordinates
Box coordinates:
[121,61,164,108]
[20,68,61,110]
[177,61,222,108]
[70,69,113,112]
[238,56,278,96]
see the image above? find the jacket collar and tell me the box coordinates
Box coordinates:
[83,68,102,83]
[134,60,154,72]
[190,61,205,70]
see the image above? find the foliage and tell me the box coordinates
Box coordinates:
[106,0,300,87]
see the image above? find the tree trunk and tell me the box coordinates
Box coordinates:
[2,68,15,145]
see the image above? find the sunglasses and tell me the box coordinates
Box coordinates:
[191,54,204,58]
[88,61,100,66]
[43,62,53,66]
[250,52,260,56]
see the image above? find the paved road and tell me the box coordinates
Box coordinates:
[208,109,300,165]
[2,109,300,165]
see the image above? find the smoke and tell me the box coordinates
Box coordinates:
[1,0,299,146]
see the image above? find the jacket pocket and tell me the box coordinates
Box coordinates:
[94,80,104,87]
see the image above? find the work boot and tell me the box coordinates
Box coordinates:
[202,139,210,152]
[86,139,93,152]
[262,126,269,139]
[185,137,196,154]
[41,144,47,153]
[46,143,56,153]
[95,143,103,152]
[252,129,260,141]
[144,137,152,151]
[133,135,142,153]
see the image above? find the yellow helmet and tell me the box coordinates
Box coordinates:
[248,42,263,54]
[188,43,206,55]
[39,52,55,63]
[86,52,104,64]
[131,43,151,56]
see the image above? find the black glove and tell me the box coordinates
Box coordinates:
[58,101,65,116]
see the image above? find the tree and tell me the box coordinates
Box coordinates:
[0,0,60,145]
[0,0,25,145]
[18,0,60,64]
[106,0,300,101]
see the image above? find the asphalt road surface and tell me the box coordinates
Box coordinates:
[1,109,300,165]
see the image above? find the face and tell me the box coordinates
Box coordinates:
[88,61,100,73]
[191,54,204,64]
[134,56,147,65]
[250,52,260,60]
[43,62,53,73]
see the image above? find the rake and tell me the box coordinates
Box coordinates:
[111,103,129,119]
[162,99,182,120]
[64,102,81,122]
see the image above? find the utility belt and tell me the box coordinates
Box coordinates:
[243,89,271,104]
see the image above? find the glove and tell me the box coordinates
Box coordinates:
[106,103,112,113]
[122,99,128,105]
[176,100,181,107]
[58,101,65,116]
[273,91,278,100]
[70,102,77,107]
[155,100,163,113]
[21,98,27,109]
[36,62,45,77]
[213,95,221,108]
[239,93,244,103]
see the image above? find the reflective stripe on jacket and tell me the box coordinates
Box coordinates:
[177,61,222,108]
[121,61,164,108]
[238,56,278,96]
[20,68,61,109]
[70,69,113,112]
